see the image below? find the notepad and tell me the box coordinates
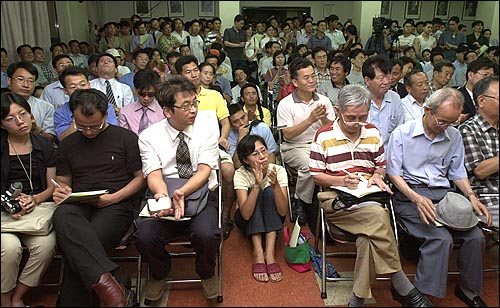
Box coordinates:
[57,190,108,205]
[331,181,384,198]
[138,200,191,221]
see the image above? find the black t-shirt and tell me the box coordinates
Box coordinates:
[56,125,142,195]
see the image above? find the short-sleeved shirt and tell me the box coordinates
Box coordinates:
[317,79,350,107]
[28,96,55,136]
[400,94,427,122]
[386,115,467,187]
[41,80,68,109]
[234,163,287,190]
[197,86,229,121]
[276,90,335,145]
[228,121,278,158]
[223,26,246,62]
[56,124,142,195]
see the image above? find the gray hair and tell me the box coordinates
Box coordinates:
[337,84,371,112]
[473,76,499,102]
[426,87,464,112]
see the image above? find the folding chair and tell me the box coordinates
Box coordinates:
[276,127,296,222]
[142,169,224,305]
[313,187,397,299]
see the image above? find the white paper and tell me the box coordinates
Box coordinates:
[331,180,383,198]
[289,218,301,247]
[147,197,171,213]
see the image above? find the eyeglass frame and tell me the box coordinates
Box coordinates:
[482,94,499,100]
[339,112,369,127]
[13,76,36,85]
[138,91,156,98]
[429,111,460,127]
[2,110,31,125]
[172,99,200,111]
[73,119,106,132]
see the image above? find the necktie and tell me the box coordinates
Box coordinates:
[138,106,149,134]
[105,80,117,107]
[176,132,193,179]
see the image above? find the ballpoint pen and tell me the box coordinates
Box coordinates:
[341,169,367,182]
[51,179,62,189]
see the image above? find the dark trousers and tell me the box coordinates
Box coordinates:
[136,191,221,280]
[234,186,285,236]
[53,201,134,307]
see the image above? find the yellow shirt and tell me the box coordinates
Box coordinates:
[243,105,272,127]
[197,87,229,121]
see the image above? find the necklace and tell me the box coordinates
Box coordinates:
[8,141,34,196]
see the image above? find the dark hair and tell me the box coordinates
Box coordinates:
[362,56,390,79]
[68,39,79,47]
[466,57,495,81]
[272,50,285,67]
[52,54,73,69]
[97,53,118,68]
[389,58,403,71]
[228,102,243,117]
[60,66,89,88]
[155,75,197,110]
[330,55,351,74]
[175,55,199,75]
[132,48,149,60]
[237,135,268,171]
[16,44,32,55]
[472,75,498,103]
[1,92,32,121]
[49,43,62,53]
[134,68,160,91]
[198,62,216,77]
[6,61,38,80]
[69,89,108,116]
[205,53,221,66]
[289,58,313,80]
[88,54,99,67]
[240,83,264,119]
[471,20,484,28]
[433,61,454,73]
[404,68,426,87]
[312,46,327,59]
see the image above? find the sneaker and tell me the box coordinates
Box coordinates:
[292,198,307,226]
[201,275,219,299]
[145,277,166,301]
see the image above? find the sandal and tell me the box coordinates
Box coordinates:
[222,218,233,240]
[266,263,283,283]
[252,263,269,282]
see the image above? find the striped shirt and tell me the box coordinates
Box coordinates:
[459,113,499,217]
[310,119,386,178]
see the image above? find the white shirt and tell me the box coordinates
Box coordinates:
[90,77,134,108]
[325,29,346,50]
[28,96,55,135]
[138,110,220,190]
[231,84,263,105]
[401,93,427,122]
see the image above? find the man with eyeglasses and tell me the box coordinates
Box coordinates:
[457,57,496,124]
[459,76,499,231]
[118,48,150,93]
[52,88,144,307]
[310,84,432,308]
[118,68,164,135]
[363,56,409,148]
[55,66,118,141]
[136,76,221,301]
[15,44,48,86]
[7,61,55,141]
[40,54,74,109]
[318,55,351,106]
[387,87,492,307]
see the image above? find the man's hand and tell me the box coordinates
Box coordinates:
[219,138,230,152]
[470,196,492,226]
[368,174,393,194]
[343,173,361,190]
[94,193,116,208]
[308,104,328,124]
[171,189,185,220]
[53,186,72,205]
[412,194,437,225]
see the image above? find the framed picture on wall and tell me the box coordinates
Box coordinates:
[380,1,392,18]
[435,1,450,19]
[168,1,184,17]
[463,1,478,20]
[199,1,215,17]
[134,1,151,18]
[404,1,421,19]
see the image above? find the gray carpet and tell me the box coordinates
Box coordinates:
[314,272,376,306]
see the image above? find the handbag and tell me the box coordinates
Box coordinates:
[1,202,56,235]
[318,189,390,212]
[283,226,312,273]
[163,177,209,217]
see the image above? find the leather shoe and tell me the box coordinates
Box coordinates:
[455,284,488,307]
[391,285,434,307]
[292,198,307,226]
[91,272,127,307]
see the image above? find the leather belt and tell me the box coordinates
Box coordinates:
[407,183,447,190]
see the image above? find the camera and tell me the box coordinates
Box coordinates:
[1,182,23,214]
[372,17,392,36]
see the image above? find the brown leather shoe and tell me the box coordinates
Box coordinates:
[145,277,166,301]
[201,275,219,299]
[91,272,127,307]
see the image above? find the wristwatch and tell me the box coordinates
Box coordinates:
[374,172,385,181]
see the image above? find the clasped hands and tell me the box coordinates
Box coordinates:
[11,193,37,219]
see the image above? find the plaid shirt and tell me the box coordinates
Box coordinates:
[459,113,499,219]
[314,67,330,89]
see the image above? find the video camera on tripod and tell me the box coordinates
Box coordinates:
[1,182,23,214]
[372,17,392,37]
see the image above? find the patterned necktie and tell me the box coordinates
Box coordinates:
[105,80,117,107]
[176,132,193,179]
[138,106,149,134]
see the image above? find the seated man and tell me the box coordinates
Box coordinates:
[55,66,118,141]
[310,84,432,308]
[52,89,145,307]
[277,58,335,225]
[459,76,499,229]
[136,76,221,301]
[227,103,277,168]
[317,54,351,106]
[387,87,492,306]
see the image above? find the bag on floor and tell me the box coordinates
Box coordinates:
[1,202,56,235]
[283,225,312,273]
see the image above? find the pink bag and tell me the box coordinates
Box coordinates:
[283,226,312,273]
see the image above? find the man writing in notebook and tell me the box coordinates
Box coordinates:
[52,88,144,307]
[310,84,433,307]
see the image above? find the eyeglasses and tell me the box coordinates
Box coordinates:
[173,99,199,111]
[250,148,267,158]
[475,71,493,78]
[73,119,105,132]
[482,94,499,100]
[3,110,30,125]
[138,91,156,98]
[57,63,73,69]
[231,112,247,125]
[339,113,368,127]
[136,57,149,62]
[14,76,36,85]
[430,112,460,127]
[243,91,258,97]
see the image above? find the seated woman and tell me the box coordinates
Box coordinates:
[1,92,56,307]
[239,83,272,127]
[233,135,288,283]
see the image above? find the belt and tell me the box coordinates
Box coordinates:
[407,184,447,190]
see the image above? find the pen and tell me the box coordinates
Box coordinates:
[341,169,367,182]
[51,179,62,189]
